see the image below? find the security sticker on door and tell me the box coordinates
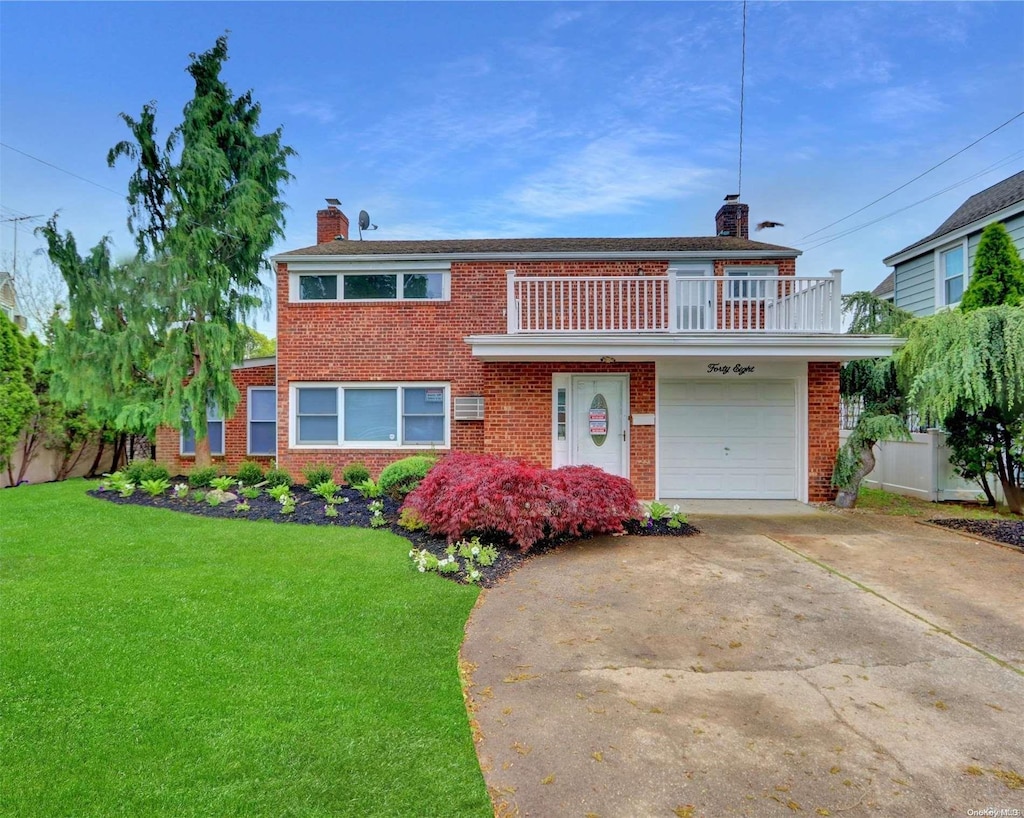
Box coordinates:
[588,409,607,435]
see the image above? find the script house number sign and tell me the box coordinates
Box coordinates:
[707,363,756,376]
[589,394,608,446]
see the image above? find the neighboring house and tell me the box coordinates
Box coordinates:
[851,171,1024,504]
[0,271,28,331]
[156,197,898,502]
[881,170,1024,315]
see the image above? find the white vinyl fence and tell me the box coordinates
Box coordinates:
[838,429,1004,504]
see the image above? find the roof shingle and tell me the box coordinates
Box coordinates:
[278,235,799,257]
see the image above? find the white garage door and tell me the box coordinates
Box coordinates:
[659,380,797,499]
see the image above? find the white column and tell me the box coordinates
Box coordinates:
[506,269,517,334]
[829,269,843,332]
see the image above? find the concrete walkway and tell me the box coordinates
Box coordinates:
[461,509,1024,817]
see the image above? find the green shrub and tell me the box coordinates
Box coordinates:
[342,462,371,487]
[354,478,383,499]
[210,476,236,492]
[139,478,171,497]
[240,486,261,500]
[379,455,436,500]
[264,468,294,488]
[397,507,428,532]
[235,461,265,486]
[187,466,219,489]
[310,480,341,503]
[124,460,170,485]
[302,463,334,487]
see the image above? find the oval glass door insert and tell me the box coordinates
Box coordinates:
[588,393,609,446]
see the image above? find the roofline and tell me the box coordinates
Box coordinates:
[232,356,276,369]
[883,199,1024,266]
[273,249,802,264]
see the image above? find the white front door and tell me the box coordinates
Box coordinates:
[573,376,628,477]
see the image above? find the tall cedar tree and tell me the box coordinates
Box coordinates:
[0,314,37,479]
[831,293,913,508]
[959,223,1024,311]
[107,35,293,466]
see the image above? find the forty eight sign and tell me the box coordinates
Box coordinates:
[706,363,756,376]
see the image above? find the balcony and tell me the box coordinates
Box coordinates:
[506,270,842,334]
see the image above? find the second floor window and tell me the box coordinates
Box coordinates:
[941,243,965,306]
[297,271,447,302]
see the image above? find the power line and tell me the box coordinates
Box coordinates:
[800,152,1024,252]
[799,110,1024,241]
[0,141,124,197]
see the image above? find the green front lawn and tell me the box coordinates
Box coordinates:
[0,481,491,817]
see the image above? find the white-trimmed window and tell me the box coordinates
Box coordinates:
[248,387,276,455]
[296,268,449,302]
[292,383,448,448]
[181,405,224,456]
[939,241,966,306]
[724,266,775,299]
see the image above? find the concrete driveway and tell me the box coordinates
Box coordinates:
[461,508,1024,817]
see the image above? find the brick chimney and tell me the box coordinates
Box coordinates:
[317,199,350,243]
[715,195,749,239]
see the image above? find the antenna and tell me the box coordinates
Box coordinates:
[357,210,378,240]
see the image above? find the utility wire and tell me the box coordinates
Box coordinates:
[799,110,1024,241]
[0,141,124,197]
[737,0,747,199]
[800,152,1024,252]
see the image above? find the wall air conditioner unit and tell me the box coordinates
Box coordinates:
[453,396,484,421]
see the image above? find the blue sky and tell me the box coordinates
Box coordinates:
[2,1,1023,334]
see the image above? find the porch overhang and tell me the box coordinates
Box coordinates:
[465,332,904,362]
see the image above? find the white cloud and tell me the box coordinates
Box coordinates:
[504,131,714,218]
[285,100,338,124]
[867,84,945,125]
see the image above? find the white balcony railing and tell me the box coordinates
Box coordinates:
[506,270,842,334]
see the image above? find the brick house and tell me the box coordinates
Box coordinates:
[156,197,898,502]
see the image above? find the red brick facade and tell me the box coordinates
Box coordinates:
[154,363,276,474]
[807,362,841,502]
[154,219,845,501]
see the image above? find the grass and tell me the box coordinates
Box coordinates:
[855,486,1018,520]
[0,480,491,817]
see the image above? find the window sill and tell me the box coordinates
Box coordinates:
[290,443,449,451]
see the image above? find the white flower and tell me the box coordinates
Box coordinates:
[471,546,480,556]
[672,504,680,514]
[418,565,426,573]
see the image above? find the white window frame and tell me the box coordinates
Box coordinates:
[247,386,277,456]
[723,265,776,300]
[289,382,450,450]
[936,238,968,308]
[291,263,451,303]
[180,405,224,457]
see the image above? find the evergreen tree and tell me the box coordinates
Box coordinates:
[831,292,914,508]
[45,35,293,467]
[898,306,1024,513]
[0,314,37,480]
[960,223,1024,311]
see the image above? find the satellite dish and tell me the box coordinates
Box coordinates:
[357,209,378,240]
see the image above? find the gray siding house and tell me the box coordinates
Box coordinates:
[882,170,1024,316]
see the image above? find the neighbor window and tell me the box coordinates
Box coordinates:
[248,387,277,455]
[181,405,224,456]
[940,243,965,305]
[297,270,447,301]
[293,384,448,447]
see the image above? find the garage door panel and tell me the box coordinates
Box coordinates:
[658,379,798,499]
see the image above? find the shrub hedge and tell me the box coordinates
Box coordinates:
[378,455,436,500]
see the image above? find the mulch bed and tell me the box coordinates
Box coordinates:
[927,518,1024,552]
[89,481,699,587]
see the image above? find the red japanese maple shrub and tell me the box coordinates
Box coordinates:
[545,465,642,538]
[402,453,641,552]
